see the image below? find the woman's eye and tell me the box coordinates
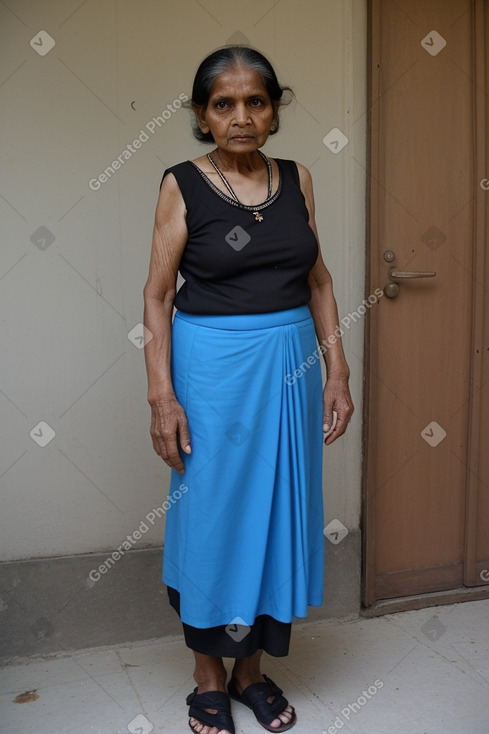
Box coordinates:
[216,100,228,109]
[250,98,264,107]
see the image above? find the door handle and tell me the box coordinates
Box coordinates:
[389,269,436,279]
[382,251,437,298]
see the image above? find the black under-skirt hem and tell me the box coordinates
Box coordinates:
[167,586,291,658]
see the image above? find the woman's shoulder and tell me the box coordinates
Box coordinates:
[163,160,194,175]
[274,158,309,176]
[275,158,309,175]
[274,159,313,192]
[160,160,195,190]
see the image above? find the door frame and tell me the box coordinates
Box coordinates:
[464,0,489,588]
[362,0,489,614]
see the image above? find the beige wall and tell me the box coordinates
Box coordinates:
[0,0,367,560]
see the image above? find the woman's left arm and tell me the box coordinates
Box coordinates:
[297,162,354,445]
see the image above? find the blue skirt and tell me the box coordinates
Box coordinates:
[163,305,324,629]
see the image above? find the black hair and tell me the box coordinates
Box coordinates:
[188,45,293,143]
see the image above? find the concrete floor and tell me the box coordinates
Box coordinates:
[1,600,488,734]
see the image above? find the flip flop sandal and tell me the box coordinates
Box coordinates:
[186,687,235,734]
[228,674,297,732]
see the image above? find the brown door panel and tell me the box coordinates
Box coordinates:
[364,0,489,606]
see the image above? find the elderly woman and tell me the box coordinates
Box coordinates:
[143,46,353,734]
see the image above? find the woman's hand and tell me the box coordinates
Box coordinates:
[149,394,191,473]
[322,376,354,445]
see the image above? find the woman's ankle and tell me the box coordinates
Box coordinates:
[231,650,263,681]
[193,653,227,691]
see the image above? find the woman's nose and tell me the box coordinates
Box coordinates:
[232,103,251,125]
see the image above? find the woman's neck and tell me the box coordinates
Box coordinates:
[212,147,265,173]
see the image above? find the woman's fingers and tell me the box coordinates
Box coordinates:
[149,398,191,473]
[178,414,192,456]
[324,411,349,445]
[324,410,348,445]
[163,414,191,474]
[162,433,186,473]
[322,409,337,439]
[322,380,354,446]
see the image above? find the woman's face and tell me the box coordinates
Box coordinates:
[195,66,276,153]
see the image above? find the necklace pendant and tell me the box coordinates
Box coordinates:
[206,151,271,222]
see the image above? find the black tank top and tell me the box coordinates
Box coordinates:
[161,158,319,315]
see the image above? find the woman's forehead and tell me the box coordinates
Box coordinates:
[209,67,268,96]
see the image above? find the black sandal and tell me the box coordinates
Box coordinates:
[186,687,235,734]
[228,674,297,732]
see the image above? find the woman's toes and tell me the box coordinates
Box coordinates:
[188,718,208,733]
[189,721,232,734]
[268,704,295,728]
[279,705,294,722]
[189,716,233,734]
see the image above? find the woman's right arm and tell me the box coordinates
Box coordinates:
[143,172,190,474]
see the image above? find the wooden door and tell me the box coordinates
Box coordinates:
[364,0,489,609]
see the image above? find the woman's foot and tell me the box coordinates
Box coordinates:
[231,651,296,731]
[188,684,233,734]
[188,653,234,734]
[231,674,295,729]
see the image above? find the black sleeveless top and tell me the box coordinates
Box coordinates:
[161,158,319,315]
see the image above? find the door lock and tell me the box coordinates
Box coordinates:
[383,282,399,298]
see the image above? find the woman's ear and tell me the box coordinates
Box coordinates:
[192,104,209,134]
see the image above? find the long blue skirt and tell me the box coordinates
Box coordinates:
[163,305,324,629]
